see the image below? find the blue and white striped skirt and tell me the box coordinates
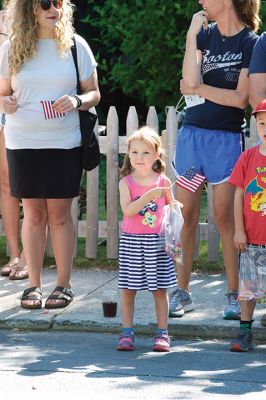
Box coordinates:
[118,233,177,291]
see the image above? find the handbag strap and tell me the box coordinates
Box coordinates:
[71,36,82,96]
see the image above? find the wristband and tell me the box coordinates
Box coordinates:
[73,95,82,109]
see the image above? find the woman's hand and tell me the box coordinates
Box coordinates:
[52,95,78,113]
[0,95,18,114]
[234,230,247,253]
[187,10,208,38]
[180,79,195,95]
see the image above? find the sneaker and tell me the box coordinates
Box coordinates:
[223,291,241,320]
[230,331,253,352]
[153,333,170,352]
[116,331,135,351]
[169,288,194,317]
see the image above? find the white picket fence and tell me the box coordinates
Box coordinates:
[0,106,259,261]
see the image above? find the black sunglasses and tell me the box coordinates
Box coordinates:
[39,0,63,11]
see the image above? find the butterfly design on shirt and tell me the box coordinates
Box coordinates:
[135,198,158,216]
[134,197,158,228]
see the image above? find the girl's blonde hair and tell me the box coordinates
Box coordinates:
[5,0,75,76]
[120,126,165,178]
[232,0,261,32]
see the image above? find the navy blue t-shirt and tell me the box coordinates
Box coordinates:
[184,24,258,133]
[249,32,266,74]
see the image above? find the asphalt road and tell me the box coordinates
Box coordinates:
[0,330,266,399]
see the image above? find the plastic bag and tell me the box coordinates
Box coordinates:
[160,201,184,262]
[238,245,266,304]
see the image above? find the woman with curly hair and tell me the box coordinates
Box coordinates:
[0,0,100,309]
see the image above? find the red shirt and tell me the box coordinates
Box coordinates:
[229,146,266,245]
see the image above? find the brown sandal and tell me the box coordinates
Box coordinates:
[21,287,42,309]
[45,286,74,309]
[0,257,20,277]
[9,264,28,280]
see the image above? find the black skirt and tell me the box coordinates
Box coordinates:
[6,147,83,199]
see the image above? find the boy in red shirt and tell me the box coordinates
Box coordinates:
[228,99,266,352]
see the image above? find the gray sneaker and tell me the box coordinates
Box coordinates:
[223,291,241,320]
[169,288,194,317]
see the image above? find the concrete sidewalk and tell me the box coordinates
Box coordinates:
[0,268,266,341]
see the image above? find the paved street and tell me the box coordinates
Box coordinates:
[0,330,266,399]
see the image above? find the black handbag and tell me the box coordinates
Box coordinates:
[71,37,100,171]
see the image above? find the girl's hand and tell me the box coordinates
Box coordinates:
[180,79,195,95]
[187,10,208,37]
[147,187,166,200]
[53,95,78,113]
[234,230,247,252]
[1,95,18,114]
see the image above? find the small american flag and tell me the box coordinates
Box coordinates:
[176,167,205,192]
[40,101,65,120]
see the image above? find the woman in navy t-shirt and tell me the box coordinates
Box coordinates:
[170,0,260,320]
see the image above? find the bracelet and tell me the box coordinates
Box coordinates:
[73,95,82,109]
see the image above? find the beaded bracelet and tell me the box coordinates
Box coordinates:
[73,95,82,109]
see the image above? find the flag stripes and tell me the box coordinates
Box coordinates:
[176,167,205,192]
[40,101,65,120]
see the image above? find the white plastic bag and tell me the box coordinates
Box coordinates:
[238,245,266,304]
[161,201,184,262]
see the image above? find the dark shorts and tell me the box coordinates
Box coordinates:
[6,147,83,199]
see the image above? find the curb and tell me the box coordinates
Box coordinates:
[1,316,266,342]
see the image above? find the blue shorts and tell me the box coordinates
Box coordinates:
[173,125,243,185]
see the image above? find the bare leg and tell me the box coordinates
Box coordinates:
[45,198,75,307]
[21,199,48,307]
[0,131,20,260]
[240,300,256,321]
[120,289,136,328]
[0,131,28,278]
[152,289,168,329]
[213,182,238,291]
[176,184,204,290]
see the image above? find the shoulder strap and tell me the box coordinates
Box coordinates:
[71,36,81,95]
[124,174,133,188]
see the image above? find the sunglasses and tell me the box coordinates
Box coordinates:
[39,0,63,11]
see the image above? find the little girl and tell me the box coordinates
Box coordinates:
[117,126,178,352]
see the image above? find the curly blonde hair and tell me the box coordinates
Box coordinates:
[6,0,75,76]
[120,126,165,178]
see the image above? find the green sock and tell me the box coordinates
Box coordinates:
[240,320,253,331]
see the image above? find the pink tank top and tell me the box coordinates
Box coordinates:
[122,173,167,234]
